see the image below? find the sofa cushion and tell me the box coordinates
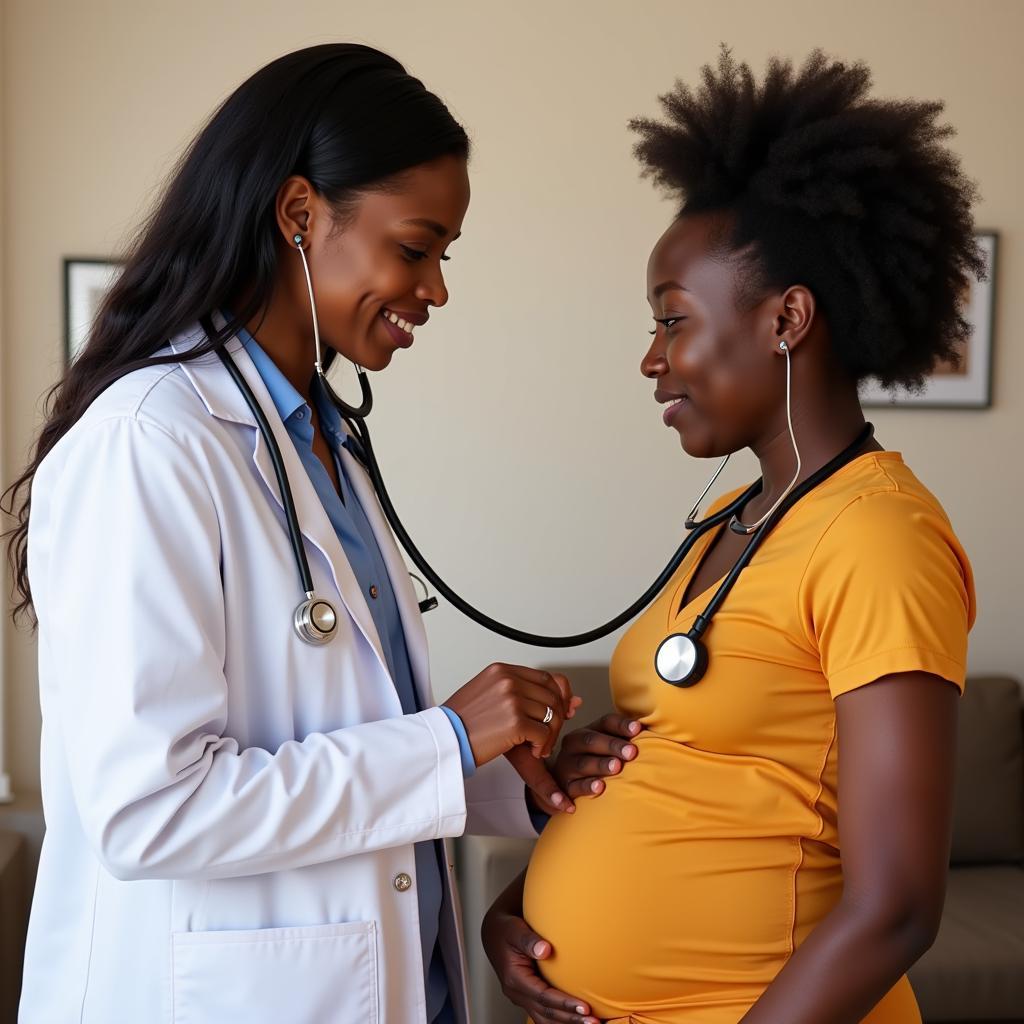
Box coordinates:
[950,676,1024,864]
[909,865,1024,1021]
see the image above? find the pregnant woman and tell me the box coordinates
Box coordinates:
[483,49,980,1024]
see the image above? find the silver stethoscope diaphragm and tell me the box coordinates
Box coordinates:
[294,593,339,645]
[655,632,707,687]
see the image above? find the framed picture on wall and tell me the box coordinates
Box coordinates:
[858,232,998,409]
[63,258,124,365]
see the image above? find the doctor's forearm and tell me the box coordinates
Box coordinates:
[737,900,935,1024]
[87,709,468,881]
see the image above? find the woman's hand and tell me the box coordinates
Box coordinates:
[551,713,643,799]
[515,711,646,816]
[483,872,599,1024]
[444,664,579,765]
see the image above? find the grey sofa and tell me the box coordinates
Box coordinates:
[456,669,1024,1024]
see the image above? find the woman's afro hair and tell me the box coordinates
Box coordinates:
[630,48,985,389]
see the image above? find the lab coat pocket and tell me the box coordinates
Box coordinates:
[171,920,379,1024]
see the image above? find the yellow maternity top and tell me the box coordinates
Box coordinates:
[524,452,975,1024]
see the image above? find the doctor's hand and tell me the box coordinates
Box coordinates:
[482,870,599,1024]
[444,664,578,768]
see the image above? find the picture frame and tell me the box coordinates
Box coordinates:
[63,257,124,365]
[859,231,998,409]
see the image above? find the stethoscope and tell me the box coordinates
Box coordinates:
[201,235,874,686]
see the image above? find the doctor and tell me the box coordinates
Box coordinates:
[8,44,608,1023]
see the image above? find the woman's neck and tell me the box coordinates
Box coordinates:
[746,389,880,520]
[231,292,317,402]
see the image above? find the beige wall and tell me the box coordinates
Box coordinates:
[2,0,1022,796]
[0,0,9,801]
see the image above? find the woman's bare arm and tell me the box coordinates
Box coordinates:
[739,671,959,1024]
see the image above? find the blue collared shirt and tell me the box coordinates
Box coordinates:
[238,327,471,1023]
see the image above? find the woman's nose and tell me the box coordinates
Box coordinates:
[641,332,668,379]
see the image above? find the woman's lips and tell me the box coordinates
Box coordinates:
[662,396,688,425]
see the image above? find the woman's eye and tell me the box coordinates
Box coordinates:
[648,316,685,335]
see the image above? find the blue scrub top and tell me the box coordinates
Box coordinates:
[238,326,472,1023]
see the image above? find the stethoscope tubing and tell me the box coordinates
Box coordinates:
[214,339,316,597]
[349,412,872,649]
[687,421,873,637]
[202,315,871,654]
[347,410,763,647]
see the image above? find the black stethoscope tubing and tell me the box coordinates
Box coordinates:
[207,320,871,664]
[351,410,872,651]
[347,409,764,647]
[215,340,315,596]
[654,421,873,685]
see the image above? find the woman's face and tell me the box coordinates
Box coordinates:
[641,212,782,459]
[291,153,470,372]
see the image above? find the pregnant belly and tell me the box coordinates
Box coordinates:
[522,736,834,1019]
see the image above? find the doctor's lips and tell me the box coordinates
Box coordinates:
[380,307,428,348]
[655,387,690,425]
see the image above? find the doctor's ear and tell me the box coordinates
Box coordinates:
[770,284,816,355]
[275,175,318,249]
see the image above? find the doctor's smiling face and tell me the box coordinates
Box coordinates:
[271,153,470,374]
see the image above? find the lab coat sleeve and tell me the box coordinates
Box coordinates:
[39,415,467,882]
[462,755,543,838]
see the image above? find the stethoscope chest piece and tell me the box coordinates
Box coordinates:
[294,594,339,645]
[655,631,708,687]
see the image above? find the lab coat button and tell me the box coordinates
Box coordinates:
[394,872,413,892]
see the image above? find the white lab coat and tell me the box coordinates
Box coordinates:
[20,322,539,1023]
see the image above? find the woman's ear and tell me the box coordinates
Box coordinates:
[275,175,316,247]
[773,284,816,353]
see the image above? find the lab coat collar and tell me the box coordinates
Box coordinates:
[167,318,403,692]
[234,323,309,427]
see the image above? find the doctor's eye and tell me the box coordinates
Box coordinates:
[400,244,451,263]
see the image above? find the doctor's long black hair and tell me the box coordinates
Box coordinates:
[3,43,470,624]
